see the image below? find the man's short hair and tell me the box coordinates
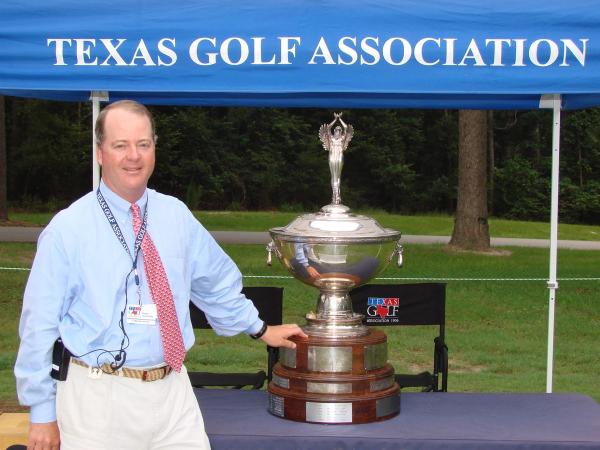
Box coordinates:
[95,100,157,146]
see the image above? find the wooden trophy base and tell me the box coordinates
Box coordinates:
[267,329,400,424]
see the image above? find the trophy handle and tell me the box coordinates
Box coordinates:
[397,244,404,267]
[388,241,404,268]
[266,241,281,266]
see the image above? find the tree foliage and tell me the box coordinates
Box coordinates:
[4,98,600,224]
[6,99,91,210]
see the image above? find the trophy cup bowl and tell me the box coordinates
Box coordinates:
[268,204,402,338]
[265,114,404,424]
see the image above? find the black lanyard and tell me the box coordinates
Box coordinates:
[96,188,148,272]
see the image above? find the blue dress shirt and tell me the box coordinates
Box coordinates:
[15,181,263,423]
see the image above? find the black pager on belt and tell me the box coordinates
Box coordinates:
[50,338,71,381]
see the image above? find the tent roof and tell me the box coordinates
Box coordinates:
[1,0,599,109]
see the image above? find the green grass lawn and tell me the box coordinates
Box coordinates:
[6,209,600,241]
[1,241,597,413]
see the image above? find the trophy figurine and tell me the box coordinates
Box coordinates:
[319,112,353,206]
[266,113,403,424]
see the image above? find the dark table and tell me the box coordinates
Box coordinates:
[195,389,600,449]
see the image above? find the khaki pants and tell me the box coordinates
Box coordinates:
[57,362,211,450]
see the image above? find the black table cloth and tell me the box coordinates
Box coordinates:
[195,389,600,449]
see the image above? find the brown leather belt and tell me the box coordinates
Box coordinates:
[71,358,172,382]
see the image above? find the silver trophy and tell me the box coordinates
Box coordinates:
[266,114,403,424]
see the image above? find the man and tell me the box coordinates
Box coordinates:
[15,100,306,450]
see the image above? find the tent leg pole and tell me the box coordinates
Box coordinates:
[546,95,561,394]
[90,91,108,190]
[92,95,100,190]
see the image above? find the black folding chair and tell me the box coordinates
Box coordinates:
[188,286,283,389]
[350,283,448,392]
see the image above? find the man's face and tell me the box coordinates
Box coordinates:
[97,107,156,203]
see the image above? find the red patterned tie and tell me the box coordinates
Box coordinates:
[131,204,185,371]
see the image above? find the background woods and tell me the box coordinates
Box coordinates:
[2,98,600,224]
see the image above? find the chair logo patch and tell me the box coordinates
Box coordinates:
[366,297,400,323]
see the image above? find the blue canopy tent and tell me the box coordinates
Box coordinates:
[2,0,600,392]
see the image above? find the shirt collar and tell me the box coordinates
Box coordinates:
[99,180,148,218]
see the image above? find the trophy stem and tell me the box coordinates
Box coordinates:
[315,289,353,319]
[303,288,368,338]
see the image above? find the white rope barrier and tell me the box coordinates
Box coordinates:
[241,275,600,282]
[374,276,600,282]
[1,267,599,281]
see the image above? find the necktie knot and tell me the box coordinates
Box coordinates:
[131,203,141,217]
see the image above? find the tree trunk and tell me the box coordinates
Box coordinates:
[487,110,494,215]
[449,110,490,251]
[0,96,7,221]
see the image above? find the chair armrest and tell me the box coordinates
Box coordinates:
[395,372,436,390]
[188,370,267,390]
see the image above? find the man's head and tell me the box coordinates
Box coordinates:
[96,100,156,203]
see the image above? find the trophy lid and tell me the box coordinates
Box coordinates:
[270,203,401,243]
[269,113,400,243]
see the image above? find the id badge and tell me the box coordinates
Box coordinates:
[127,304,157,325]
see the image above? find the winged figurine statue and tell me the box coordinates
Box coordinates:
[318,113,354,205]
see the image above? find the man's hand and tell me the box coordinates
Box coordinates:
[260,324,308,349]
[28,421,60,450]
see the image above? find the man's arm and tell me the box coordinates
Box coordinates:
[188,214,306,346]
[15,226,70,446]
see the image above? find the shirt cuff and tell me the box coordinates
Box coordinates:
[247,319,265,336]
[30,399,57,423]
